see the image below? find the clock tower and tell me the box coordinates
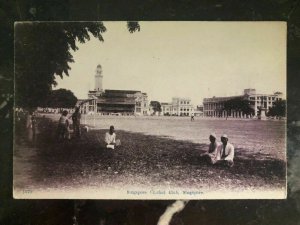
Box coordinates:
[95,64,103,92]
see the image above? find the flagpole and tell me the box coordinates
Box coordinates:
[93,99,96,127]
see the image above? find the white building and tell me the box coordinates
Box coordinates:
[161,97,194,116]
[203,89,284,118]
[161,102,173,116]
[79,65,149,115]
[193,105,204,117]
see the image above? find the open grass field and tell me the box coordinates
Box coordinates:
[80,115,286,161]
[13,114,286,199]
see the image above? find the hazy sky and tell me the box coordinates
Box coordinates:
[54,22,286,105]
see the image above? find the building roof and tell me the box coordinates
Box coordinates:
[77,99,88,104]
[203,95,244,102]
[105,89,141,94]
[97,97,136,105]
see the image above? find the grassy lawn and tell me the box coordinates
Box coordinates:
[13,115,286,199]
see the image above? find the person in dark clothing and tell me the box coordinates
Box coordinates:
[57,110,70,141]
[191,113,195,121]
[26,111,37,144]
[72,106,81,138]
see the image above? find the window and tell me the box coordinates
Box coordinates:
[187,101,189,104]
[184,108,186,111]
[187,108,189,111]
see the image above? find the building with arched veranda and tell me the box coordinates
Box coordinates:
[78,64,149,116]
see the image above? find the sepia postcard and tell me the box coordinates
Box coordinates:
[13,21,287,199]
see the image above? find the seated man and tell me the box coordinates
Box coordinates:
[213,134,234,167]
[200,133,219,163]
[105,125,118,149]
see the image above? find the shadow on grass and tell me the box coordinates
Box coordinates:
[14,118,286,189]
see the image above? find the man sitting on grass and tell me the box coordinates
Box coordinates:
[212,134,235,168]
[104,125,120,149]
[201,133,219,163]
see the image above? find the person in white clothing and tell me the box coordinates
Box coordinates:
[105,125,117,149]
[211,134,234,167]
[200,133,219,164]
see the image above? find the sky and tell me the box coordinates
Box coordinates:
[54,22,286,105]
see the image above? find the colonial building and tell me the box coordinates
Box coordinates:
[161,102,172,116]
[203,89,284,118]
[161,97,194,116]
[78,65,149,115]
[193,105,204,117]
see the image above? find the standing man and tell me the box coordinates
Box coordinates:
[57,110,70,141]
[191,113,195,121]
[26,110,37,144]
[214,134,234,167]
[72,106,81,139]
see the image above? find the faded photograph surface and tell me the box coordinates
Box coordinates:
[14,22,286,199]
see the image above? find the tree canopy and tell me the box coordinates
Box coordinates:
[14,22,140,109]
[223,97,254,116]
[150,101,162,113]
[15,22,106,108]
[268,99,286,117]
[44,89,78,108]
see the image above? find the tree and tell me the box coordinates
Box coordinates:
[45,89,77,108]
[14,22,140,109]
[223,97,254,116]
[14,22,106,108]
[268,99,286,117]
[150,101,161,114]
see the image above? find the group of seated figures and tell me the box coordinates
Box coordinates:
[104,126,234,167]
[200,133,234,168]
